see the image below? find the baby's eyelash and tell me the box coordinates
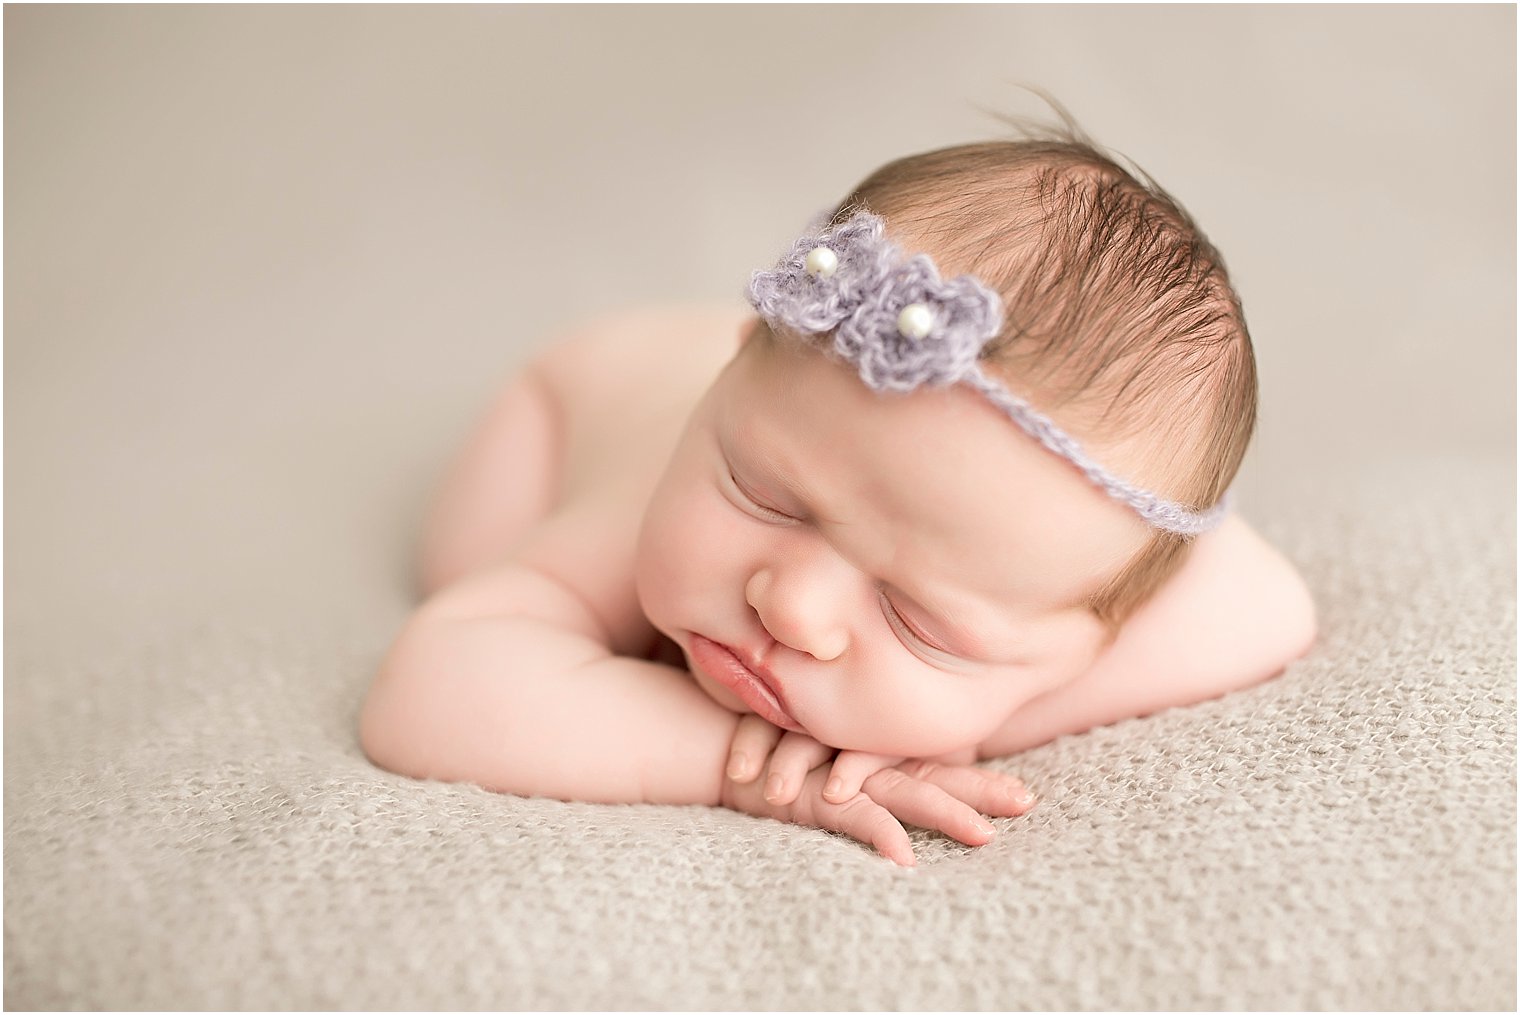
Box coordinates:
[879,589,955,658]
[727,470,796,523]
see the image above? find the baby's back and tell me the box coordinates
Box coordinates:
[533,303,746,506]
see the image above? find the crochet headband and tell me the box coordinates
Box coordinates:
[744,209,1231,536]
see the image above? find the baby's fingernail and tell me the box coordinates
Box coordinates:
[764,773,785,802]
[727,752,749,780]
[973,817,996,838]
[1014,788,1037,808]
[824,777,844,799]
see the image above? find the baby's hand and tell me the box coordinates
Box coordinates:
[721,715,1037,866]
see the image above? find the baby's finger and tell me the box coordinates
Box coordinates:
[861,768,998,848]
[763,732,835,806]
[898,760,1038,818]
[727,714,783,784]
[825,793,916,867]
[822,750,904,803]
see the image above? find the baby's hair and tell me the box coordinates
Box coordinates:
[798,95,1258,637]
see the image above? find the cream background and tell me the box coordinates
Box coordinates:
[5,6,1515,1010]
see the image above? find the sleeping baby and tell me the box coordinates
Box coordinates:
[359,123,1318,866]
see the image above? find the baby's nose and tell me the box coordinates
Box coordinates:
[745,565,850,662]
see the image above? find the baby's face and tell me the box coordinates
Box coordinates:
[635,322,1151,757]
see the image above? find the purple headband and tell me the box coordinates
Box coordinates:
[745,209,1231,536]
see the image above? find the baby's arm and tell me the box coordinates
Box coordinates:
[359,561,1019,862]
[360,561,741,805]
[976,513,1318,758]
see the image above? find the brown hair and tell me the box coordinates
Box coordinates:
[818,103,1258,639]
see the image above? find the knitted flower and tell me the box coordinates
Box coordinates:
[746,210,1005,392]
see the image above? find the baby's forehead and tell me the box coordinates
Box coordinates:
[718,334,1149,609]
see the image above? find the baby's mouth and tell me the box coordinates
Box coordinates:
[686,634,805,733]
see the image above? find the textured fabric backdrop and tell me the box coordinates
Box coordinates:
[5,6,1515,1010]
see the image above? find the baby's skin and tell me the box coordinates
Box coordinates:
[361,303,1318,865]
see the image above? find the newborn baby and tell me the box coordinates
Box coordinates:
[360,132,1318,866]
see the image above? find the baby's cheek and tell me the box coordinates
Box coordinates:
[636,483,734,616]
[634,488,692,620]
[820,678,993,758]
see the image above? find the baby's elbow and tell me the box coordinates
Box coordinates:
[358,616,445,782]
[357,604,590,794]
[1221,548,1319,690]
[1280,562,1320,663]
[358,658,417,781]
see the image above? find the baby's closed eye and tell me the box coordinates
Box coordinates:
[878,589,948,652]
[724,467,797,525]
[875,588,995,673]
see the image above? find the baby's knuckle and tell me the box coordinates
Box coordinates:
[835,792,875,816]
[866,813,907,847]
[856,806,898,834]
[900,759,939,780]
[865,767,916,796]
[733,715,770,744]
[832,794,884,829]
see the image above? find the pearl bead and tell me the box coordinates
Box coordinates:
[897,302,934,340]
[804,246,838,279]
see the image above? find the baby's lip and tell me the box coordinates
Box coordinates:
[688,634,805,733]
[731,644,789,706]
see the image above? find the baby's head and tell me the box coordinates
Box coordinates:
[635,125,1257,757]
